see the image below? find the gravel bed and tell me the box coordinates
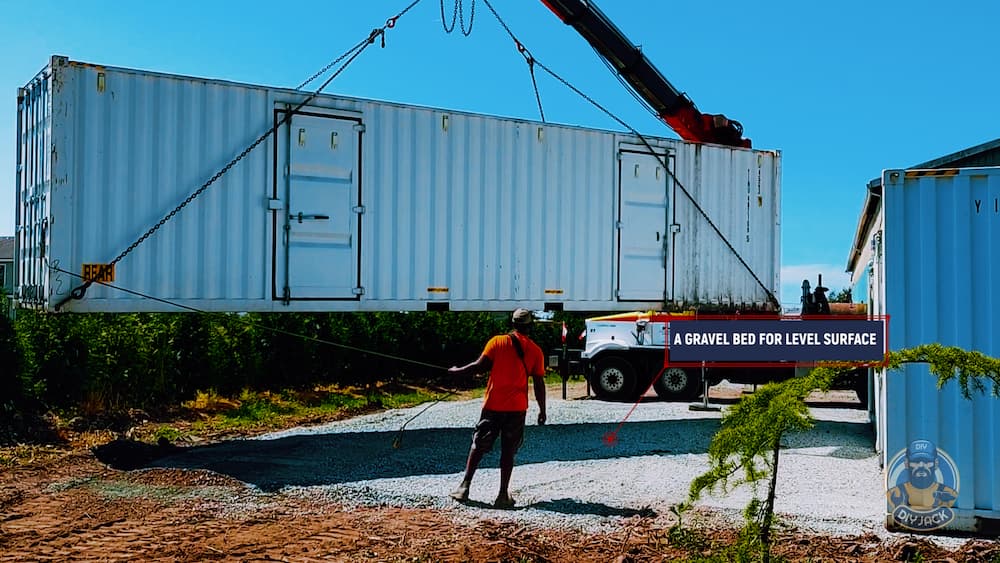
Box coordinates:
[157,385,918,539]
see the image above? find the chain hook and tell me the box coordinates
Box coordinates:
[70,283,90,300]
[515,40,534,65]
[368,28,386,48]
[386,16,398,28]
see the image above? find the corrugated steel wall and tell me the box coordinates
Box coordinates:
[16,57,780,313]
[361,104,617,306]
[883,167,1000,533]
[671,144,780,306]
[55,60,273,305]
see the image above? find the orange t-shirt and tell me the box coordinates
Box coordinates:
[481,332,545,412]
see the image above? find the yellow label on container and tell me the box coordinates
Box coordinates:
[82,263,115,283]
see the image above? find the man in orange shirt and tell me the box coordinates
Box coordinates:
[448,308,547,508]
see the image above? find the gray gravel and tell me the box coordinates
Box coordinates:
[154,384,927,541]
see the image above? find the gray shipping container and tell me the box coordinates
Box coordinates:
[15,56,781,313]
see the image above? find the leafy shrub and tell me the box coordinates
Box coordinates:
[9,309,575,416]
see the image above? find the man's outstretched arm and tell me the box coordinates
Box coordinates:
[449,355,492,377]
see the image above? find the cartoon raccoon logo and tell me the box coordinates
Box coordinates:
[886,439,959,531]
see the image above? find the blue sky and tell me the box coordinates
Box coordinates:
[3,0,999,308]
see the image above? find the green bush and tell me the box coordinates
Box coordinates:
[0,291,25,408]
[7,309,576,416]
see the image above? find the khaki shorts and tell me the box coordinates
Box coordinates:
[471,409,526,455]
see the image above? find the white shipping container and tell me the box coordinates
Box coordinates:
[15,56,781,313]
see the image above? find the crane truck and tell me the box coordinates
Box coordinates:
[578,277,869,402]
[541,2,868,402]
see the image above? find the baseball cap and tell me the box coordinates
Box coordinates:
[907,439,937,462]
[511,308,534,325]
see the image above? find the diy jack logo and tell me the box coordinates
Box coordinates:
[886,439,959,531]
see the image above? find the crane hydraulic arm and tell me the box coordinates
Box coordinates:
[541,0,751,148]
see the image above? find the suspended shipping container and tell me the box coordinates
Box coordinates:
[869,167,1000,535]
[15,56,781,313]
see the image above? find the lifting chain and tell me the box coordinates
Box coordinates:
[440,0,476,36]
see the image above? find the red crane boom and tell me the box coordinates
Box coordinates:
[541,0,751,148]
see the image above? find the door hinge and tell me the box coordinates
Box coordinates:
[352,287,365,296]
[352,205,365,215]
[282,286,291,304]
[670,223,681,233]
[615,220,623,229]
[267,198,284,211]
[353,124,366,133]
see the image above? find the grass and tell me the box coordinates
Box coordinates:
[0,443,66,469]
[179,373,575,434]
[183,382,445,433]
[151,425,188,443]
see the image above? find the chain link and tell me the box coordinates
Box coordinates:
[441,0,458,33]
[440,0,475,36]
[527,60,545,123]
[459,0,475,36]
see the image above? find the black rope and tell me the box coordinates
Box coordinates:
[480,0,779,310]
[57,0,427,310]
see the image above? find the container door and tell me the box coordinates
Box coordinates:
[16,77,51,309]
[617,150,672,301]
[278,111,361,300]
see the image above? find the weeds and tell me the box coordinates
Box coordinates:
[152,425,187,443]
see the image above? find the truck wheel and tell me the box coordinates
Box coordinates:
[653,367,700,401]
[591,357,637,401]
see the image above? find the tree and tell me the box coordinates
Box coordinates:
[828,287,853,303]
[675,346,1000,562]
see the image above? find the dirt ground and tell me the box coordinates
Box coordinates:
[2,383,999,562]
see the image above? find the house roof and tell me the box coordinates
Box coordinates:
[0,237,13,261]
[845,137,1000,274]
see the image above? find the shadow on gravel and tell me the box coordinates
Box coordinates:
[93,438,181,470]
[135,418,873,492]
[446,497,649,518]
[531,498,657,518]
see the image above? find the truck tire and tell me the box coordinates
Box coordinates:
[591,357,637,401]
[653,367,701,401]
